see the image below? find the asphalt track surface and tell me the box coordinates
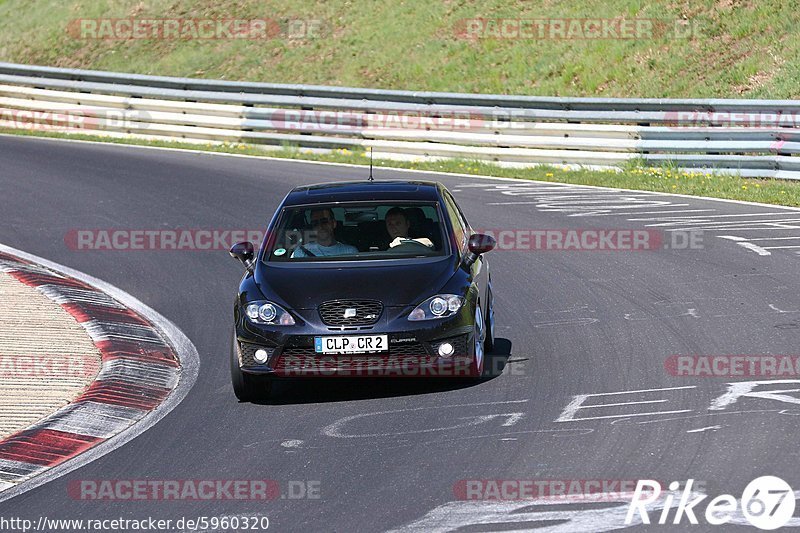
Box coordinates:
[2,135,800,532]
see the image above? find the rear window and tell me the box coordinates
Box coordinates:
[264,202,447,262]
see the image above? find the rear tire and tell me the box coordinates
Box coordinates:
[230,331,272,401]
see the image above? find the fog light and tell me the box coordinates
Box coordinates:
[254,349,269,364]
[437,342,454,358]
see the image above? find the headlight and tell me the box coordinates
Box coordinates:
[244,301,295,326]
[408,294,465,321]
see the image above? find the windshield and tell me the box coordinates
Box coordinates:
[264,202,447,262]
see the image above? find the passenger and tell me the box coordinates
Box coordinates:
[384,207,433,249]
[292,208,358,258]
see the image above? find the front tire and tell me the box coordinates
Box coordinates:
[468,304,486,378]
[484,286,495,354]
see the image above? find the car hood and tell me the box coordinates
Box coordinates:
[255,257,458,309]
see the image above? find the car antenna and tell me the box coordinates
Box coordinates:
[368,147,374,182]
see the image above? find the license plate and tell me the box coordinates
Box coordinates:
[314,335,388,354]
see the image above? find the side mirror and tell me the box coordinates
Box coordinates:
[468,234,496,255]
[464,234,496,267]
[230,241,255,271]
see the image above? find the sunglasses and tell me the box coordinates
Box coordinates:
[311,217,332,227]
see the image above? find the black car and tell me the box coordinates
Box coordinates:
[229,180,496,400]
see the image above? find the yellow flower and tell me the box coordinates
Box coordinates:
[742,186,747,190]
[546,172,554,177]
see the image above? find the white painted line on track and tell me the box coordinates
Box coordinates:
[577,400,669,409]
[741,236,800,241]
[568,386,696,397]
[387,491,707,533]
[541,200,676,208]
[643,218,800,228]
[686,425,722,433]
[629,212,798,221]
[718,236,772,256]
[555,409,693,422]
[620,209,716,216]
[0,243,199,504]
[488,201,551,205]
[322,400,529,439]
[714,227,800,231]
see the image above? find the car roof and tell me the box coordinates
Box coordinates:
[283,180,444,205]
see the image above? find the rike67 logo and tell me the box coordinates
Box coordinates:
[627,476,796,530]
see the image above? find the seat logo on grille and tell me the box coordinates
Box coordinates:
[343,308,357,318]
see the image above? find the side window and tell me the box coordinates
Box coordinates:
[451,193,472,235]
[443,194,467,252]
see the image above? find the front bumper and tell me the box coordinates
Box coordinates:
[235,307,476,377]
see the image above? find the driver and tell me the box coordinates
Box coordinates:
[384,207,433,249]
[292,208,358,258]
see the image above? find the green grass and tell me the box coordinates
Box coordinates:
[5,127,800,208]
[0,0,798,98]
[2,1,799,207]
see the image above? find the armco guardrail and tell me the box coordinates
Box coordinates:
[1,62,799,178]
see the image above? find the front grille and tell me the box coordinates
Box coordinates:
[385,342,429,356]
[318,299,383,326]
[280,341,427,358]
[280,347,322,357]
